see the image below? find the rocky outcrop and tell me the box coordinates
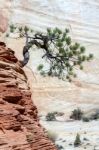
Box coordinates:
[0,42,57,150]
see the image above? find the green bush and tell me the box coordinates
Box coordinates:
[70,108,83,120]
[74,133,81,147]
[46,112,57,121]
[82,117,90,122]
[56,145,64,150]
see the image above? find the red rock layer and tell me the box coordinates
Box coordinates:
[0,42,57,150]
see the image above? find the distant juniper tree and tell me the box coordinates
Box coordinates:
[6,24,93,81]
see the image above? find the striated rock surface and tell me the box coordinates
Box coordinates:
[0,42,56,150]
[0,0,99,43]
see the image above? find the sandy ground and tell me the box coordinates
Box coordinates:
[40,119,99,150]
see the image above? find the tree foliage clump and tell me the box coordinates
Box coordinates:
[6,25,93,81]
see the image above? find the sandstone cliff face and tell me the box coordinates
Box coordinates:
[0,42,56,150]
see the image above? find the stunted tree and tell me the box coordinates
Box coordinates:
[74,133,81,147]
[6,24,93,81]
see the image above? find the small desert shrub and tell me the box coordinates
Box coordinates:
[82,117,90,122]
[46,112,57,121]
[47,130,58,142]
[70,108,83,120]
[56,144,64,150]
[74,133,81,147]
[83,137,89,141]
